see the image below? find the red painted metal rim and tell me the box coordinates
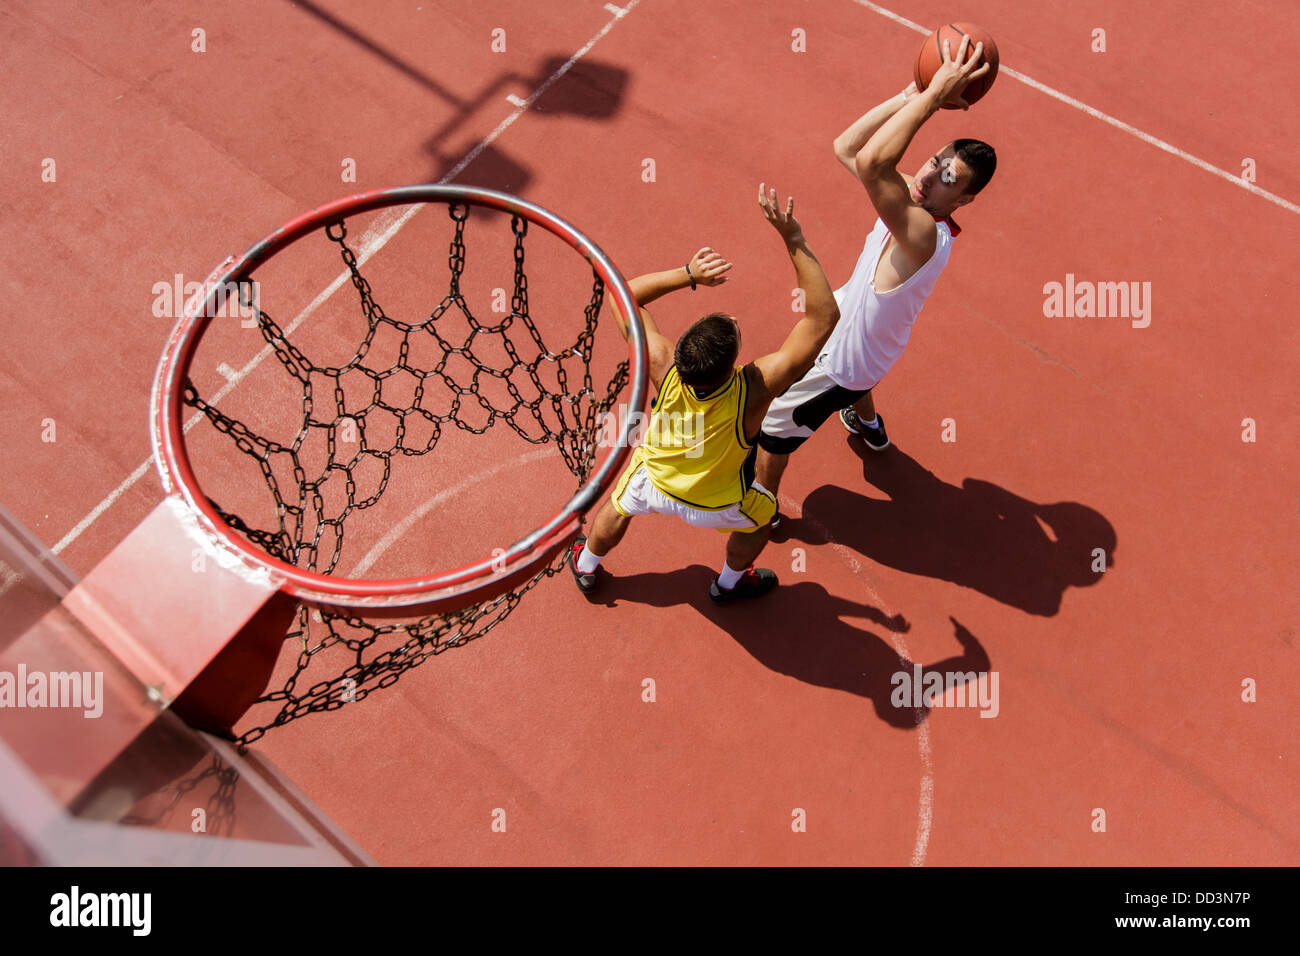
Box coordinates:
[150,185,647,611]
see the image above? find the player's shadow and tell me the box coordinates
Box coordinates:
[596,567,991,729]
[780,442,1116,616]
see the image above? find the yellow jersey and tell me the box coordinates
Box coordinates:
[636,365,756,509]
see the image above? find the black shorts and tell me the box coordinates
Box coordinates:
[756,362,872,454]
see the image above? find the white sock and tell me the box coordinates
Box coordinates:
[717,561,746,590]
[576,544,603,574]
[859,414,880,429]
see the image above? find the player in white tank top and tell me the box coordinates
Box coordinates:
[819,214,956,392]
[755,34,997,503]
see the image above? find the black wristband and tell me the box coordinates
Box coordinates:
[684,263,697,290]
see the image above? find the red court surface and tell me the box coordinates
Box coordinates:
[1,0,1296,866]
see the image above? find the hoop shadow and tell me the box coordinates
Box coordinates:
[292,0,631,193]
[595,566,990,729]
[424,57,631,192]
[779,442,1117,617]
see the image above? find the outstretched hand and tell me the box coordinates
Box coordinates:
[688,247,732,286]
[929,34,991,110]
[758,182,803,243]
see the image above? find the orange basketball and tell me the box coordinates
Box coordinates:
[913,22,999,109]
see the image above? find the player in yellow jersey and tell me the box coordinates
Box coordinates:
[569,183,842,603]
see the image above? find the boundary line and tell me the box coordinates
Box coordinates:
[781,493,933,867]
[51,0,643,556]
[851,0,1299,215]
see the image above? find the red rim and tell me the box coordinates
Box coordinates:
[151,185,647,612]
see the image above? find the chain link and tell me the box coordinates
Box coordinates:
[120,754,240,836]
[181,203,629,746]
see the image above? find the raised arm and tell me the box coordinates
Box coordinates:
[854,35,989,262]
[831,82,918,177]
[608,247,732,389]
[746,184,839,434]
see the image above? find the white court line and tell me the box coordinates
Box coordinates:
[782,494,933,867]
[349,448,554,576]
[51,0,642,556]
[439,0,642,184]
[848,0,1300,867]
[52,460,154,556]
[852,0,1300,215]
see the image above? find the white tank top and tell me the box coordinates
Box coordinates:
[819,216,955,390]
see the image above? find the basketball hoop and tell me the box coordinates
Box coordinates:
[150,185,646,743]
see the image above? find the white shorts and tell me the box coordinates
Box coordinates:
[611,459,776,533]
[757,356,873,454]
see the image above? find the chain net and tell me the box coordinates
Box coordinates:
[182,202,628,747]
[120,753,240,837]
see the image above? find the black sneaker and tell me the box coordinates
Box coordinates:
[567,535,598,594]
[840,408,889,450]
[709,567,778,604]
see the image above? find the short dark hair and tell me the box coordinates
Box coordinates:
[675,312,738,390]
[951,138,997,196]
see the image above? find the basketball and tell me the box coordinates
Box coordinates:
[913,22,999,109]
